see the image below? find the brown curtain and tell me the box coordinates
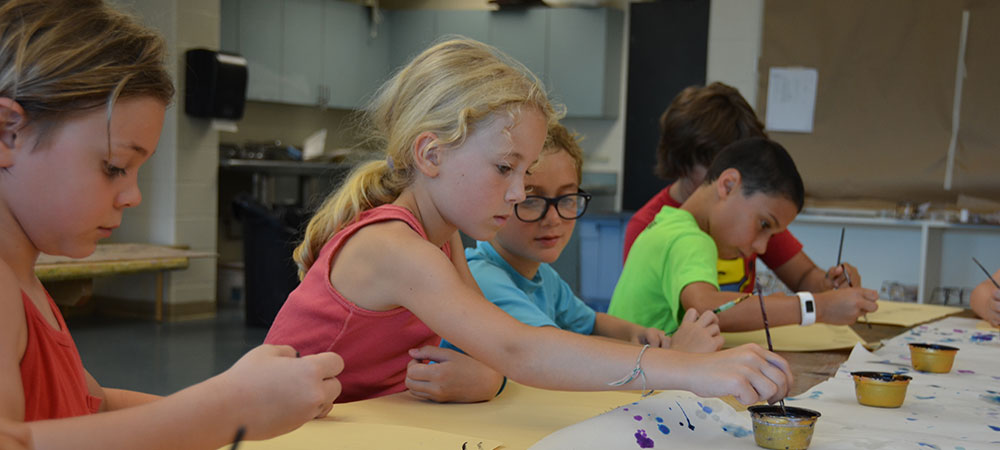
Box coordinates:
[759,0,998,202]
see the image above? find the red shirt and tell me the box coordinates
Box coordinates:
[265,205,444,403]
[20,291,102,421]
[624,185,803,293]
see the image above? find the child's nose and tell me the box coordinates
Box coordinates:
[751,235,769,255]
[115,182,142,209]
[506,181,526,204]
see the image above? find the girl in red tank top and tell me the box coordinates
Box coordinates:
[0,1,343,447]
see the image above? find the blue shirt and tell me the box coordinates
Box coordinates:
[441,241,596,352]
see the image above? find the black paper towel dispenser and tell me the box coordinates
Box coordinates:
[185,49,247,120]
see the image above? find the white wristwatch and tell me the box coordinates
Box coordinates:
[797,292,816,326]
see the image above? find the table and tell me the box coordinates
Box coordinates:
[243,311,976,450]
[36,243,215,322]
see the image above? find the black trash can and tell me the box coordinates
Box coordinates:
[232,195,305,327]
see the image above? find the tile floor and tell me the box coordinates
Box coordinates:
[69,305,267,396]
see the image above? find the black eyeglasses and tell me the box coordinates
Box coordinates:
[514,191,592,222]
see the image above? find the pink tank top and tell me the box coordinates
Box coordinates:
[20,291,102,420]
[265,204,444,403]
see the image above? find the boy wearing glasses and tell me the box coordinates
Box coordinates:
[405,125,724,404]
[433,124,723,361]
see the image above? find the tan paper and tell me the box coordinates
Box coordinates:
[723,323,865,351]
[237,422,502,450]
[977,320,998,331]
[857,300,963,327]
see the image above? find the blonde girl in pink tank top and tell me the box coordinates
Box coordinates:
[268,37,794,408]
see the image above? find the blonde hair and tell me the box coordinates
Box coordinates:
[543,122,584,183]
[295,37,559,276]
[0,0,173,129]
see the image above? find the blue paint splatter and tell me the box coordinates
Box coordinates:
[697,401,713,414]
[721,424,753,438]
[655,417,663,423]
[917,443,940,449]
[916,395,936,400]
[634,429,654,448]
[989,425,1000,432]
[657,424,670,435]
[675,402,695,431]
[907,417,918,421]
[634,415,643,421]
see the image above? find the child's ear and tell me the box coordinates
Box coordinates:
[715,168,742,200]
[0,98,27,167]
[412,131,442,177]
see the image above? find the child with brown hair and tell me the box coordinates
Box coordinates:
[0,1,343,447]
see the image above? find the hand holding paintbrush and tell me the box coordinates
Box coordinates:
[972,257,1000,336]
[833,227,871,329]
[755,280,787,413]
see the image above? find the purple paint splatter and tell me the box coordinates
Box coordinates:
[958,370,975,374]
[623,408,629,411]
[634,415,643,421]
[657,424,670,435]
[634,429,654,448]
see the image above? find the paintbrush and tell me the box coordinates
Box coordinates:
[230,426,245,450]
[972,257,1000,337]
[755,281,786,414]
[712,293,752,314]
[836,227,870,328]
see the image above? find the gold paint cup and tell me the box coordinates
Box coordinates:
[908,343,959,373]
[850,371,912,408]
[748,405,821,450]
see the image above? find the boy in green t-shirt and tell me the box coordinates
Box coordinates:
[609,137,879,333]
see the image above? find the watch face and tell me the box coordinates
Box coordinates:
[805,300,815,313]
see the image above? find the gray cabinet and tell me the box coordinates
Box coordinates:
[282,0,324,106]
[489,8,549,86]
[323,0,389,109]
[221,3,622,117]
[548,8,622,118]
[237,0,283,102]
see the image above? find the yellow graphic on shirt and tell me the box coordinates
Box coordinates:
[717,257,750,292]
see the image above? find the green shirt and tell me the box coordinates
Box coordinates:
[608,206,719,334]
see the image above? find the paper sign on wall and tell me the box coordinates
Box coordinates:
[765,67,818,133]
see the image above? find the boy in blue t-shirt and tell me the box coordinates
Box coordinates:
[405,124,724,403]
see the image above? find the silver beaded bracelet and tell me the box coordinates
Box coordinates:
[607,344,654,397]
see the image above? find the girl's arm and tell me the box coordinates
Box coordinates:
[342,225,793,405]
[28,345,344,450]
[970,269,1000,327]
[592,313,668,347]
[448,231,483,296]
[83,371,160,412]
[679,282,879,332]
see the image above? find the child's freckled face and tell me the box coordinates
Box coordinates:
[434,107,547,241]
[1,97,164,258]
[711,190,798,260]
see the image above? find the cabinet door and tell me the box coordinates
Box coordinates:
[324,0,390,109]
[488,9,548,85]
[220,0,240,54]
[548,8,623,118]
[282,0,324,106]
[239,0,282,102]
[386,10,437,73]
[436,10,489,44]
